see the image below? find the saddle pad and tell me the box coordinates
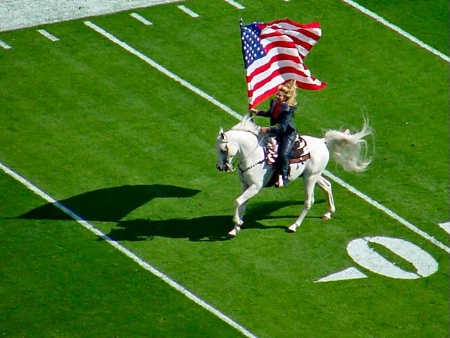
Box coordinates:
[290,136,310,164]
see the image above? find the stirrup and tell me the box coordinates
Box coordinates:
[275,175,285,188]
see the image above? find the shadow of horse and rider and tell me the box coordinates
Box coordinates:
[15,184,324,241]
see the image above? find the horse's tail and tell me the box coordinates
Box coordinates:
[323,119,373,173]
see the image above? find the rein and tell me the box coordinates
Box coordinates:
[234,130,266,173]
[238,156,266,173]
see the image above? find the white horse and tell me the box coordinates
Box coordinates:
[215,115,372,238]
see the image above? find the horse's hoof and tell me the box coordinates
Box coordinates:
[322,215,331,220]
[228,228,238,238]
[286,227,296,233]
[227,232,236,239]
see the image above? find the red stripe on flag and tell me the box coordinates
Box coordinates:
[241,19,326,108]
[247,54,302,82]
[247,65,326,107]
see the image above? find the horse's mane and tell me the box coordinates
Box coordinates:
[231,114,260,136]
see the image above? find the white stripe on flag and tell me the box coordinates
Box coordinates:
[241,19,326,107]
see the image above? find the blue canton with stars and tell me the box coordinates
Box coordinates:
[241,23,266,69]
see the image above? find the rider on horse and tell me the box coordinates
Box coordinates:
[250,80,298,188]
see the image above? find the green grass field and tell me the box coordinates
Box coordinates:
[1,0,449,337]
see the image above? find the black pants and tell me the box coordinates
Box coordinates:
[277,132,296,179]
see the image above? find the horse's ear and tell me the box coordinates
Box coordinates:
[219,128,227,141]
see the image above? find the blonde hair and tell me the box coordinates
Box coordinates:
[278,80,297,106]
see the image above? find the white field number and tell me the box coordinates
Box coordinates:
[317,235,441,283]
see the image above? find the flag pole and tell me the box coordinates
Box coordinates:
[239,18,253,111]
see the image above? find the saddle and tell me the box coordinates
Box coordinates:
[265,134,311,165]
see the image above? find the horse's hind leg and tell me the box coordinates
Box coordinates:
[317,176,335,220]
[287,174,320,233]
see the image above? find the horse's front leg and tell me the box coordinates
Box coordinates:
[232,181,253,225]
[287,175,319,233]
[228,183,262,238]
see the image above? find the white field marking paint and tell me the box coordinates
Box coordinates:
[324,170,450,254]
[316,267,367,283]
[84,21,242,120]
[177,5,199,18]
[347,237,439,279]
[0,40,12,49]
[224,0,245,10]
[130,13,153,26]
[318,236,440,282]
[85,21,450,256]
[439,221,450,235]
[0,161,258,338]
[341,0,450,63]
[37,29,59,42]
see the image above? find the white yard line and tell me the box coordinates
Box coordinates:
[85,21,450,256]
[341,0,450,63]
[84,21,241,120]
[0,162,257,338]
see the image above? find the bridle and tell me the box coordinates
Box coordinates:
[218,130,266,173]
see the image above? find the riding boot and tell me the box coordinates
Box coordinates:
[274,163,289,188]
[275,133,295,188]
[280,166,289,187]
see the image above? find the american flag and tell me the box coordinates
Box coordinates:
[240,19,327,108]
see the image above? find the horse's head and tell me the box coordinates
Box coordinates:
[215,128,239,172]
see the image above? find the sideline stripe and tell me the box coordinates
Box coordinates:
[37,29,59,42]
[0,160,258,338]
[342,0,450,63]
[84,21,241,120]
[84,21,450,255]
